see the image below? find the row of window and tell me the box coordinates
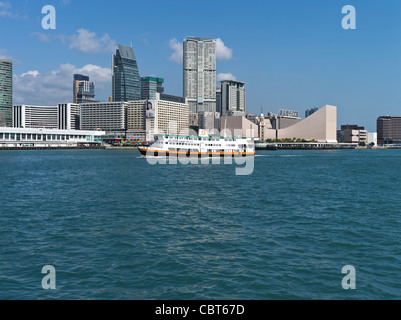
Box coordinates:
[0,133,90,141]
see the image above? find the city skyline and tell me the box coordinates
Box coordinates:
[2,0,401,131]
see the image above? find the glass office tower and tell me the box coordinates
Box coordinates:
[73,74,96,104]
[112,44,141,102]
[0,59,12,127]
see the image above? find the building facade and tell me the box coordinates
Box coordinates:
[13,105,59,129]
[126,93,189,141]
[0,59,12,127]
[340,125,367,144]
[198,111,221,134]
[262,105,337,143]
[183,37,217,113]
[58,103,80,130]
[0,127,105,147]
[73,74,96,104]
[221,80,246,116]
[377,116,401,145]
[141,77,164,100]
[112,44,141,102]
[220,116,258,139]
[367,132,377,146]
[80,101,127,133]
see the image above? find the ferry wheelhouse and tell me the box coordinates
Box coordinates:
[138,134,255,158]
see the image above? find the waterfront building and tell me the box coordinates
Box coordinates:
[305,107,319,118]
[377,116,401,145]
[220,115,258,139]
[262,105,337,143]
[340,125,367,144]
[58,103,80,130]
[183,37,216,113]
[141,77,164,100]
[0,127,105,147]
[0,59,12,127]
[126,93,189,142]
[221,80,246,116]
[13,105,59,129]
[112,44,141,102]
[368,132,377,146]
[73,74,97,104]
[80,101,127,133]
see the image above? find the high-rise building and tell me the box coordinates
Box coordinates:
[377,116,401,145]
[198,111,221,134]
[112,44,141,102]
[216,85,222,115]
[221,80,246,116]
[305,107,318,118]
[141,77,164,100]
[0,59,12,127]
[183,37,216,114]
[73,74,96,104]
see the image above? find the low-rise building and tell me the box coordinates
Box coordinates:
[0,127,105,147]
[340,125,367,144]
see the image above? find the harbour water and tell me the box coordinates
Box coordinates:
[1,149,401,300]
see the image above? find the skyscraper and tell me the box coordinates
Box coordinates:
[73,74,96,104]
[141,77,164,100]
[221,80,246,116]
[112,44,141,102]
[183,37,216,114]
[0,59,12,127]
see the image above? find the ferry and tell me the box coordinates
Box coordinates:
[138,133,255,158]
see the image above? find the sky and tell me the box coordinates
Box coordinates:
[1,0,401,131]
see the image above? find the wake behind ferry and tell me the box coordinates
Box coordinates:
[138,134,255,158]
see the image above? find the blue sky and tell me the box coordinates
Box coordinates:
[1,0,401,131]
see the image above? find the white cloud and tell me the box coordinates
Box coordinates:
[0,1,21,18]
[169,37,234,64]
[215,38,233,60]
[217,73,236,82]
[0,1,12,17]
[68,29,117,54]
[21,71,40,78]
[13,64,111,105]
[168,38,183,64]
[0,49,12,60]
[31,32,51,43]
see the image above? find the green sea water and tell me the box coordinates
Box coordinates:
[1,149,401,299]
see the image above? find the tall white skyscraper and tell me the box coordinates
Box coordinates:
[183,37,216,114]
[221,80,246,116]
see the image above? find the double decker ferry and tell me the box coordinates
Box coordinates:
[138,134,255,158]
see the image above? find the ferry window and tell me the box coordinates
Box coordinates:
[0,133,3,139]
[32,134,36,140]
[26,134,31,139]
[5,133,9,139]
